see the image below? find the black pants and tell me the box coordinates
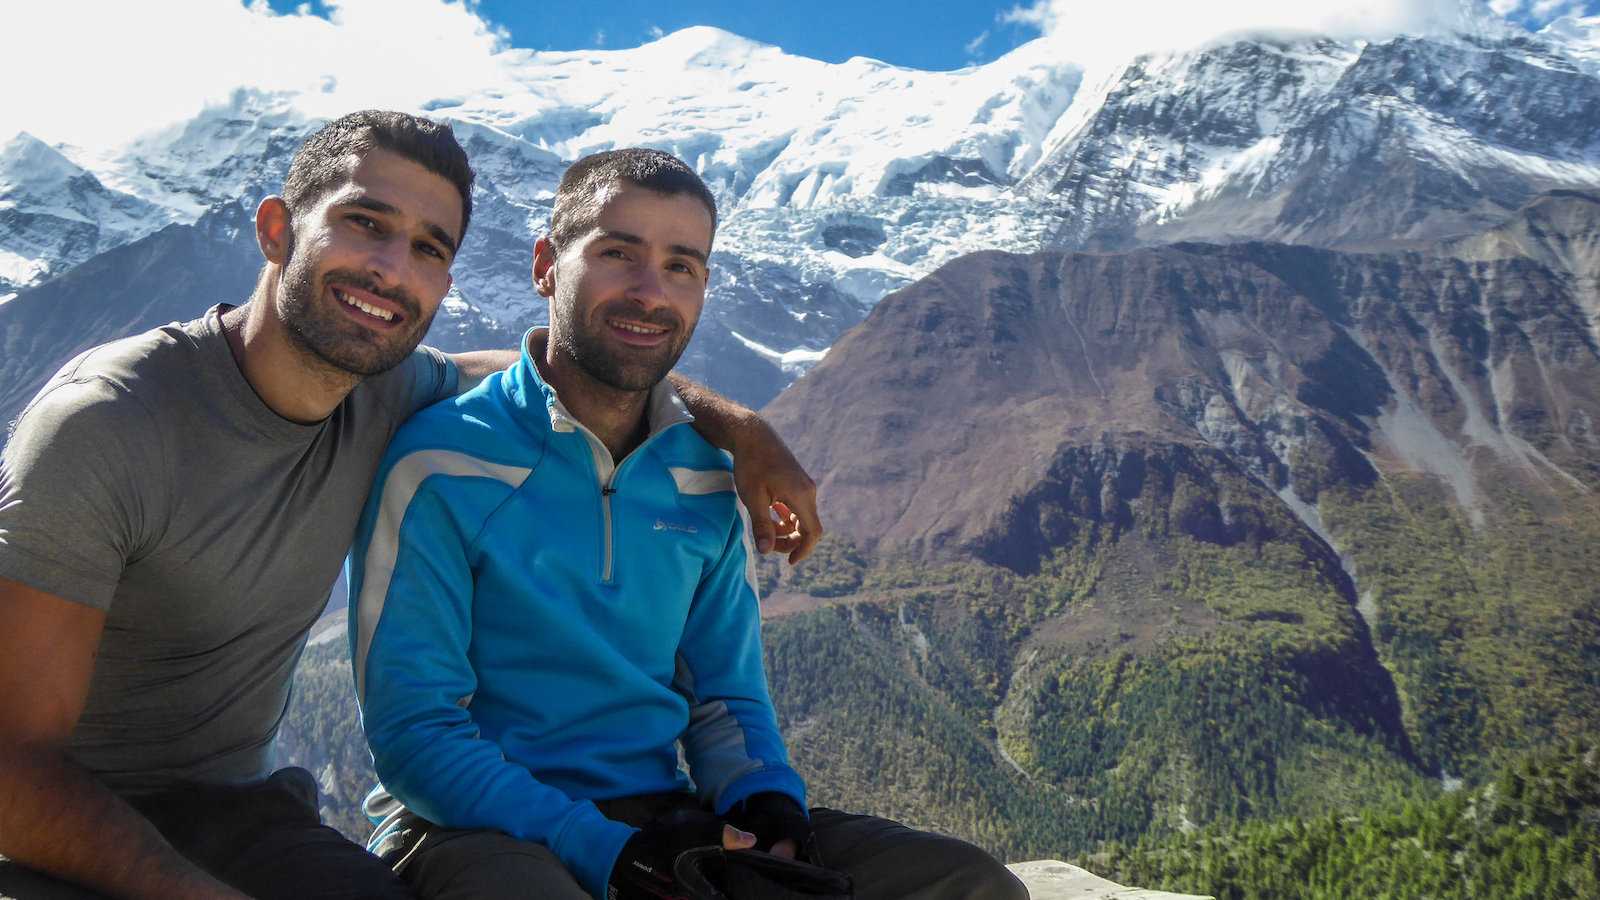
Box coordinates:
[380,792,1028,900]
[0,768,413,900]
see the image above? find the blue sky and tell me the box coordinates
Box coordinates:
[266,0,1600,70]
[270,0,1041,69]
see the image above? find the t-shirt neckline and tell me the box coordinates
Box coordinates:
[198,304,330,444]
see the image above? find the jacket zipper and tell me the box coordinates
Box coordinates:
[568,422,678,585]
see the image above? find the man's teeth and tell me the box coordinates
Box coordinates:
[610,319,665,335]
[337,290,395,322]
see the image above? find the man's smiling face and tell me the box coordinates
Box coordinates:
[539,182,713,393]
[276,147,462,377]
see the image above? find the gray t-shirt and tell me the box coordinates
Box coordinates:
[0,305,457,794]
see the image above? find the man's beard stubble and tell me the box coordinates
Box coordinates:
[277,249,433,378]
[555,298,691,394]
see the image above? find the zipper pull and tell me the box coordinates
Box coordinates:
[602,486,618,496]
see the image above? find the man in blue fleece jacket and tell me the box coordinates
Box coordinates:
[349,148,1027,900]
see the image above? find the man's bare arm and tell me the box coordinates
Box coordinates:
[668,374,822,564]
[446,350,520,393]
[0,578,248,900]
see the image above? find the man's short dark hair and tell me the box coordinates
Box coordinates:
[548,148,718,253]
[282,110,475,241]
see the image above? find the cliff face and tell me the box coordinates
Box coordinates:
[756,194,1600,839]
[767,194,1600,565]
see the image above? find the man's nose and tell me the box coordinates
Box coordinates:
[367,235,410,285]
[626,263,669,310]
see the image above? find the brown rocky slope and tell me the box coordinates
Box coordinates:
[753,193,1599,849]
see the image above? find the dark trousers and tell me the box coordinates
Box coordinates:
[0,767,413,900]
[379,793,1028,900]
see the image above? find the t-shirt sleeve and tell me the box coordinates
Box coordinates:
[0,378,166,610]
[367,346,460,422]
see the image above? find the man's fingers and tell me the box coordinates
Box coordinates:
[768,502,801,551]
[741,484,776,554]
[723,824,758,850]
[785,485,822,565]
[769,838,799,860]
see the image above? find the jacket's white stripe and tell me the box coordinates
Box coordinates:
[666,462,758,598]
[734,499,760,601]
[355,450,531,703]
[670,467,736,496]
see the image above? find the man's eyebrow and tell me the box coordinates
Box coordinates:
[669,244,710,265]
[595,229,708,265]
[341,195,459,257]
[425,223,459,258]
[344,195,400,216]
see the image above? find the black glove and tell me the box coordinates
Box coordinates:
[677,848,854,900]
[726,793,817,863]
[609,809,730,900]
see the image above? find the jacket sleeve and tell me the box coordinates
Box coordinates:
[673,501,807,815]
[348,456,634,899]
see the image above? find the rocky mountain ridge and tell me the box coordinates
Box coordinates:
[767,191,1599,562]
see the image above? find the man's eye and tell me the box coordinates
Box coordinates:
[600,247,628,259]
[416,241,446,260]
[349,214,379,231]
[668,262,694,274]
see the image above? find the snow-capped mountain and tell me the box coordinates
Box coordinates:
[0,133,163,296]
[1021,29,1600,249]
[3,19,1599,415]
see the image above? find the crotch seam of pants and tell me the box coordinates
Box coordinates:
[391,828,430,876]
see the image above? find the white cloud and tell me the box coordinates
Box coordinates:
[1490,0,1524,14]
[0,0,518,152]
[1000,0,1489,66]
[1530,0,1585,18]
[648,24,666,40]
[965,29,992,56]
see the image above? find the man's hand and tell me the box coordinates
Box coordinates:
[726,792,815,864]
[669,375,823,563]
[729,416,821,564]
[608,811,755,900]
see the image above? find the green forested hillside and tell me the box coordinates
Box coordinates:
[1321,476,1600,779]
[1089,738,1600,899]
[279,637,380,842]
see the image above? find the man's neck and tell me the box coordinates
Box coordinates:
[535,333,652,462]
[221,275,362,424]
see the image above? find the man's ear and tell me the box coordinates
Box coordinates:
[255,197,292,265]
[532,236,557,298]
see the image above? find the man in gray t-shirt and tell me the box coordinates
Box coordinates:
[3,310,457,795]
[0,113,819,900]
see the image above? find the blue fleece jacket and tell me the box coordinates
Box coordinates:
[347,331,805,899]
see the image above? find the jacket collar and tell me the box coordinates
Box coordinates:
[508,327,694,437]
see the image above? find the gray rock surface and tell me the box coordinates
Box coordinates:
[1007,860,1211,899]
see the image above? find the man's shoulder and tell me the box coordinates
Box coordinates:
[646,426,743,529]
[17,317,206,433]
[653,424,735,476]
[378,376,542,483]
[48,317,202,395]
